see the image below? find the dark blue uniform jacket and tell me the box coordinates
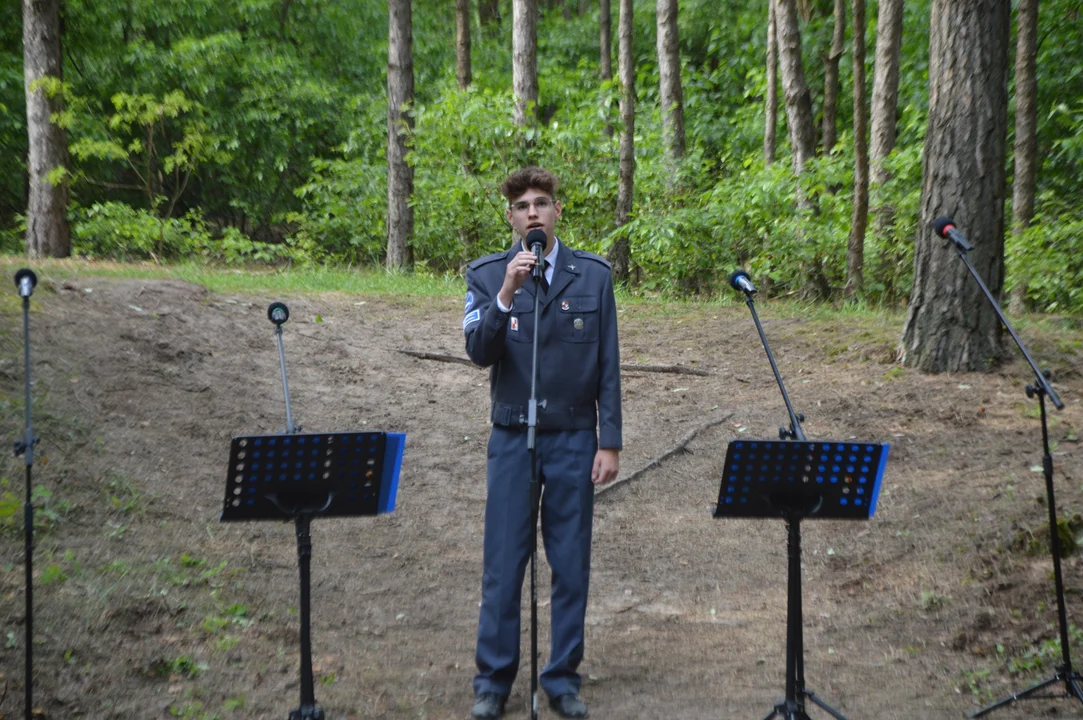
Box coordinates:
[463,241,622,450]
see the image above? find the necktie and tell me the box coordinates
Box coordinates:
[540,260,550,294]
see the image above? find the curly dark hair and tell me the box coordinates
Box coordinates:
[500,166,559,201]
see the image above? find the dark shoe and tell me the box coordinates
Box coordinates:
[548,693,589,718]
[471,692,506,719]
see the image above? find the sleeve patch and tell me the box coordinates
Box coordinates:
[464,291,475,311]
[463,308,482,330]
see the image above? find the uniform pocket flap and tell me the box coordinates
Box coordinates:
[560,296,598,313]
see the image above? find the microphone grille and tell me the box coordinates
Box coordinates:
[932,216,954,239]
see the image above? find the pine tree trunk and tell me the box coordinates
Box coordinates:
[1009,0,1038,315]
[23,0,71,258]
[775,0,817,175]
[765,0,778,165]
[387,0,414,269]
[846,0,868,294]
[869,0,904,299]
[901,0,1010,372]
[456,0,472,90]
[656,0,685,161]
[513,0,539,126]
[821,0,845,154]
[609,0,634,284]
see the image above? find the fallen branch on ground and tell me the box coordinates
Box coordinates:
[596,412,735,497]
[398,349,709,376]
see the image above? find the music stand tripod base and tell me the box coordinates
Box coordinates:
[716,440,889,720]
[221,430,405,720]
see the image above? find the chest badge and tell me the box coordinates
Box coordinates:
[510,316,519,332]
[573,318,584,330]
[561,300,570,311]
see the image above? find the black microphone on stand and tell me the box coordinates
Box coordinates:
[729,269,757,295]
[523,225,548,720]
[526,228,547,283]
[15,269,37,299]
[13,269,40,720]
[728,269,805,441]
[932,216,974,252]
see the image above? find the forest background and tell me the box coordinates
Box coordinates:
[4,0,1083,312]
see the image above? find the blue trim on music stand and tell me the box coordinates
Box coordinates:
[868,443,889,518]
[379,433,405,514]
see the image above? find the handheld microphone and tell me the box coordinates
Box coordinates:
[14,268,37,299]
[728,269,757,295]
[267,301,290,326]
[932,216,974,252]
[525,228,547,280]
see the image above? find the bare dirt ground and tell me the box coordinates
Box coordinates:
[1,267,1083,720]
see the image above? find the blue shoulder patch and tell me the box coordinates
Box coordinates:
[464,291,475,311]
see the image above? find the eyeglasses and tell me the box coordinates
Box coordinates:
[510,197,554,214]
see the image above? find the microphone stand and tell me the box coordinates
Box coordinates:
[13,270,39,720]
[526,242,545,720]
[737,283,848,720]
[267,302,324,720]
[944,240,1083,718]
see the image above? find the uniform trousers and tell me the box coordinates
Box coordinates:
[473,426,597,699]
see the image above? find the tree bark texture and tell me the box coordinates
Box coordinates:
[1009,0,1038,314]
[609,0,634,283]
[821,0,846,153]
[775,0,817,174]
[513,0,539,126]
[846,0,868,294]
[387,0,414,269]
[765,0,778,165]
[655,0,685,160]
[456,0,472,90]
[599,0,612,80]
[901,0,1010,372]
[23,0,71,258]
[479,0,500,27]
[869,0,903,261]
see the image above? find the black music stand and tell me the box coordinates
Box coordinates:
[715,439,889,720]
[221,430,404,719]
[220,300,405,720]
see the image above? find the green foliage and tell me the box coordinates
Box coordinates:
[3,0,1083,308]
[1007,196,1083,313]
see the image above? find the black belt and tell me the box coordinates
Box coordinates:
[491,402,596,430]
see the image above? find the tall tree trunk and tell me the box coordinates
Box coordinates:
[765,0,778,165]
[456,0,472,90]
[846,0,868,294]
[23,0,71,258]
[512,0,539,126]
[869,0,904,300]
[387,0,414,269]
[599,0,612,80]
[608,0,634,284]
[656,0,685,161]
[1009,0,1038,315]
[775,0,817,175]
[821,0,846,153]
[479,0,500,28]
[901,0,1010,372]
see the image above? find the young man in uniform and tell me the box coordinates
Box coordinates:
[462,166,622,719]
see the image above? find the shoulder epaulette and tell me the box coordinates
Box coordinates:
[468,250,509,271]
[572,249,611,269]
